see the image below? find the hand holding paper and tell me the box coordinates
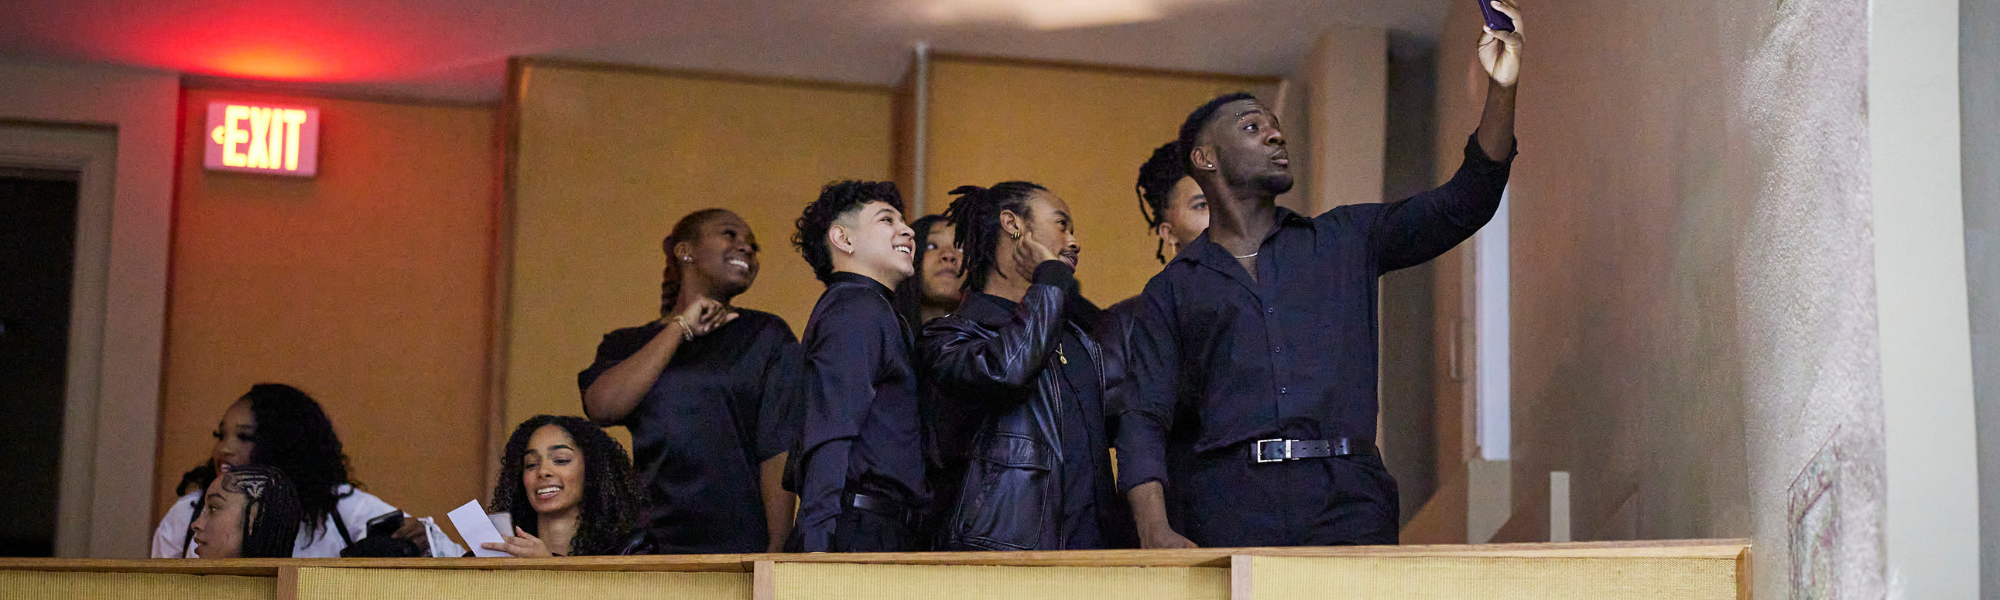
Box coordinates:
[445,500,510,558]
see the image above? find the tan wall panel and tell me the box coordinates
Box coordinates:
[295,567,749,600]
[923,58,1277,304]
[1242,555,1740,600]
[0,571,273,600]
[157,89,497,525]
[506,63,894,438]
[770,562,1226,600]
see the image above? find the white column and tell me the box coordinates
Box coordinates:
[1871,0,1981,594]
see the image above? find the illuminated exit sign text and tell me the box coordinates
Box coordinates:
[205,101,320,177]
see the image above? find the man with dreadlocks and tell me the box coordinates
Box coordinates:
[190,464,303,558]
[919,182,1134,550]
[1117,1,1525,548]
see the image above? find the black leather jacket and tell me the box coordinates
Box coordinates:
[919,263,1134,550]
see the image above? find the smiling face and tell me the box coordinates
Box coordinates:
[210,399,256,470]
[521,424,584,519]
[830,200,916,287]
[1196,98,1293,196]
[189,476,247,559]
[677,211,760,301]
[919,222,964,305]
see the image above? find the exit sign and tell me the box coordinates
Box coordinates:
[204,101,319,177]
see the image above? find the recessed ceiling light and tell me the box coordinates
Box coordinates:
[919,0,1171,30]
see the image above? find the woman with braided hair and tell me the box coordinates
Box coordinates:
[153,383,411,558]
[917,182,1134,550]
[189,464,303,558]
[578,208,802,553]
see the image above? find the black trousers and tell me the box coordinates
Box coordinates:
[829,502,919,553]
[1177,449,1400,547]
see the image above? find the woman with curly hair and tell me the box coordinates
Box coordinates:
[484,415,649,557]
[152,383,411,558]
[188,464,303,558]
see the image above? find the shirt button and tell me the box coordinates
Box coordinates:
[1273,346,1282,354]
[1266,307,1276,314]
[1279,387,1289,395]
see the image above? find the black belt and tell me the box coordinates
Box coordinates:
[846,491,915,525]
[1254,437,1373,463]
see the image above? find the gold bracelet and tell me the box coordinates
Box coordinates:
[674,316,695,341]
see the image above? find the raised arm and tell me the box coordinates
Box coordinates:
[1365,2,1525,273]
[920,261,1075,400]
[579,297,737,424]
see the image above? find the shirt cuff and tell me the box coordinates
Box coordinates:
[1032,260,1077,288]
[1464,132,1519,168]
[1114,415,1169,495]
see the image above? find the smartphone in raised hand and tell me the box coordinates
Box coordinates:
[1478,0,1515,31]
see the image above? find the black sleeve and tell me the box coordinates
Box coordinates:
[1354,133,1517,273]
[577,325,656,394]
[755,331,806,461]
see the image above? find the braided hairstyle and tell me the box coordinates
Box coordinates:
[490,415,643,556]
[1176,92,1260,172]
[943,182,1048,294]
[792,180,905,284]
[178,383,354,542]
[893,214,952,325]
[1136,140,1188,263]
[222,464,303,558]
[659,208,736,317]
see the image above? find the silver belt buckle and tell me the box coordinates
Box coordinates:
[1255,439,1288,463]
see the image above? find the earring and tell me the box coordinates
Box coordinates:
[1206,163,1215,168]
[681,256,693,262]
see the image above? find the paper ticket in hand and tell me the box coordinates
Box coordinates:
[446,499,510,557]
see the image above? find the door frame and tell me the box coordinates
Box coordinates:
[0,122,125,558]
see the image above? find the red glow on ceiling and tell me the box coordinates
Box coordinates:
[211,49,329,81]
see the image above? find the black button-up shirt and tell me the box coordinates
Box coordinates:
[794,272,929,552]
[1117,135,1515,494]
[577,310,801,554]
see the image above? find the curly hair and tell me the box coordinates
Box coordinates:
[943,182,1048,295]
[893,214,951,325]
[1175,92,1260,173]
[490,415,643,556]
[222,464,303,558]
[792,180,904,284]
[1135,140,1187,263]
[660,208,736,317]
[178,383,354,542]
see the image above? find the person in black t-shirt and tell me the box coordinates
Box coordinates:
[578,208,802,553]
[788,180,928,553]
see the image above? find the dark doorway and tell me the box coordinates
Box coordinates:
[0,166,80,557]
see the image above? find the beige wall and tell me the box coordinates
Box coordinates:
[502,60,895,443]
[920,56,1278,304]
[157,88,497,525]
[1427,0,1888,597]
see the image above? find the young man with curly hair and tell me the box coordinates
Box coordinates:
[787,180,927,552]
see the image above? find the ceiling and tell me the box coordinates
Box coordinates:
[0,0,1451,102]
